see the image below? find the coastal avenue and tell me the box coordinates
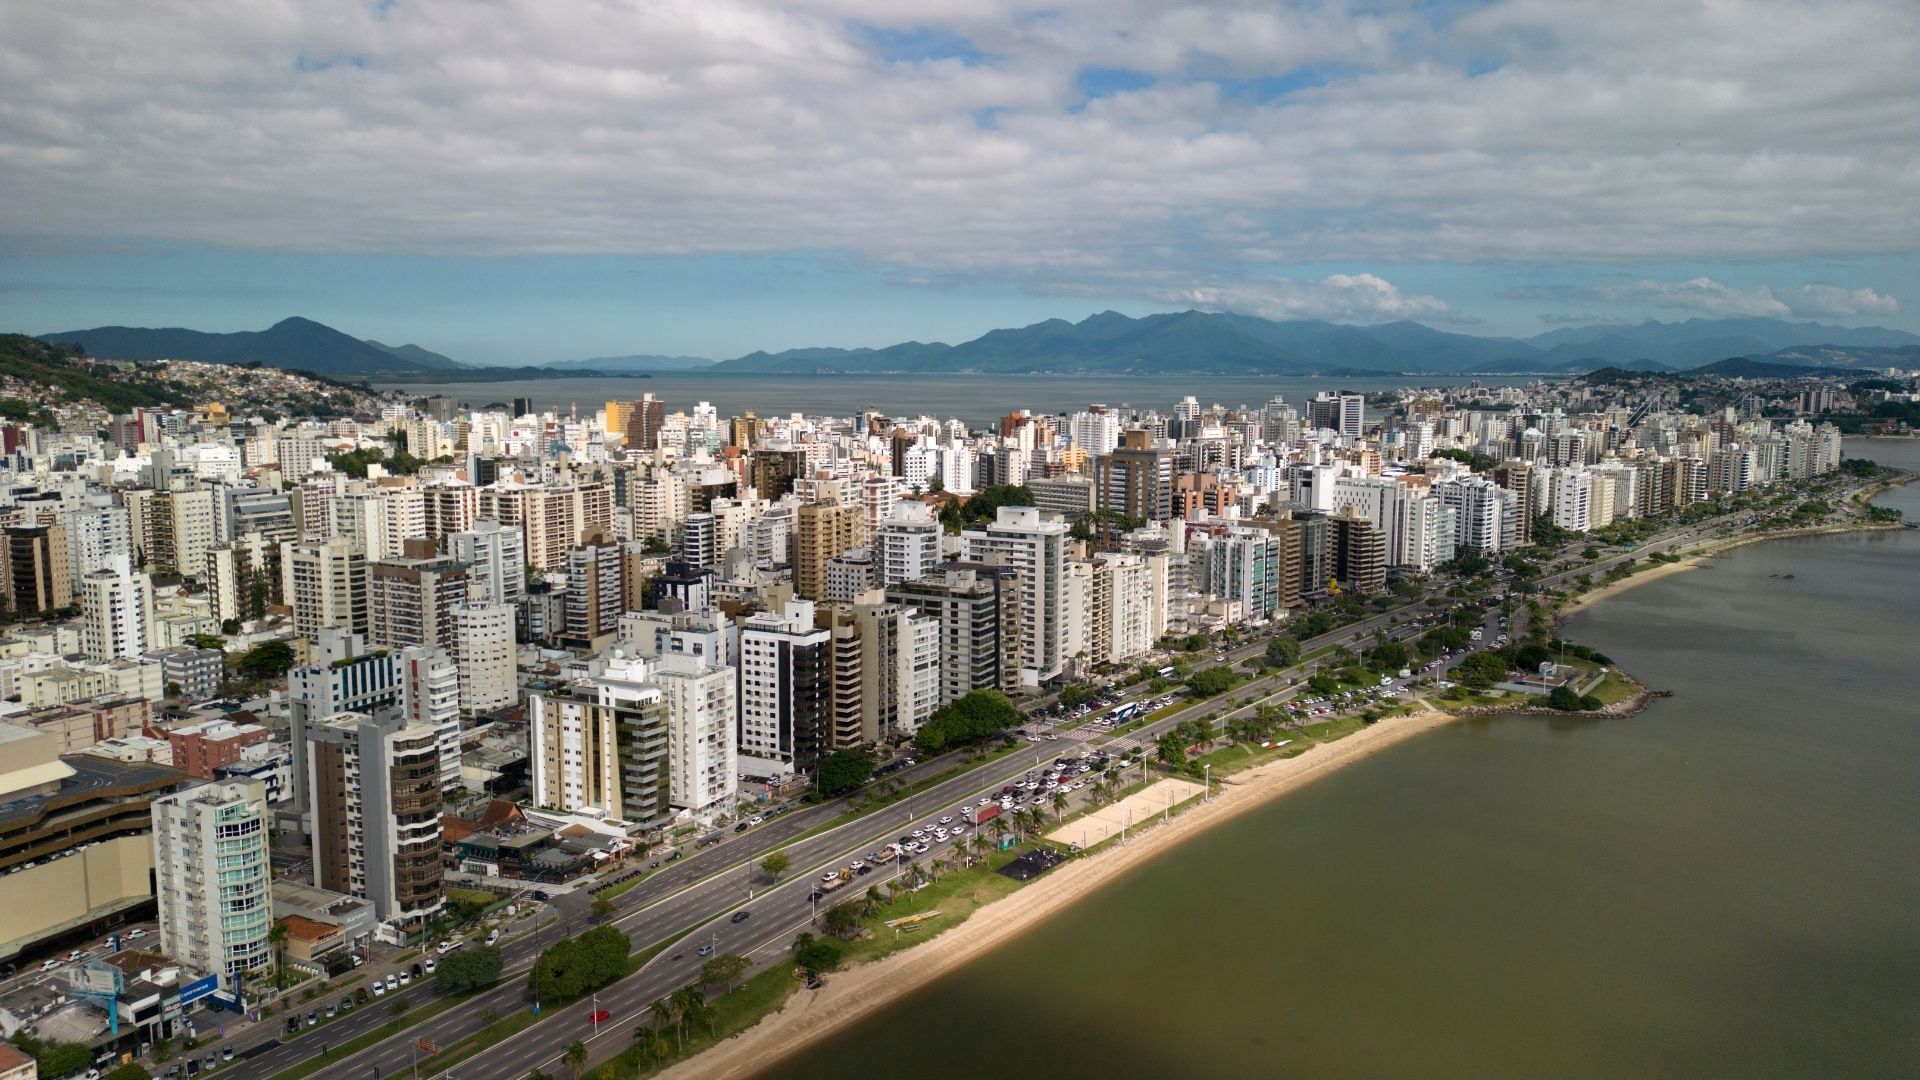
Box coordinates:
[232,506,1775,1080]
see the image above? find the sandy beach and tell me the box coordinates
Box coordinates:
[660,708,1459,1080]
[1558,520,1903,617]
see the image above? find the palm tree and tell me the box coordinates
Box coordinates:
[885,877,904,901]
[647,999,673,1050]
[861,885,884,918]
[988,815,1009,844]
[267,921,289,985]
[671,986,705,1048]
[563,1040,587,1080]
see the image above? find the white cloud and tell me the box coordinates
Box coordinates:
[1786,284,1900,317]
[1593,276,1901,319]
[0,0,1914,310]
[1599,278,1792,318]
[1158,274,1449,323]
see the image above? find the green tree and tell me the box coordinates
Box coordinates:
[823,901,861,939]
[1546,686,1585,711]
[1455,650,1510,689]
[790,933,842,976]
[759,851,790,882]
[436,945,503,992]
[698,953,750,992]
[813,748,873,798]
[591,894,614,920]
[188,632,226,651]
[1184,665,1237,698]
[1058,682,1096,709]
[1264,635,1301,668]
[531,926,631,1003]
[237,640,296,681]
[563,1040,587,1080]
[1156,731,1187,766]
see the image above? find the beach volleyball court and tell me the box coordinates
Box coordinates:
[1046,777,1203,849]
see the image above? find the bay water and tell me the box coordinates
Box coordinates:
[763,438,1920,1079]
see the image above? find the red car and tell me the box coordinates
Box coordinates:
[588,1010,611,1025]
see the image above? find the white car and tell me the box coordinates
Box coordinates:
[38,959,59,973]
[372,981,386,997]
[385,973,398,990]
[938,816,952,825]
[128,928,147,939]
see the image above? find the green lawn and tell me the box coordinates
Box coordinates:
[1587,670,1640,705]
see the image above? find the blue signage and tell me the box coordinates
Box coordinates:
[178,974,220,1006]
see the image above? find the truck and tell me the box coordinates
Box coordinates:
[820,868,852,893]
[970,803,1002,826]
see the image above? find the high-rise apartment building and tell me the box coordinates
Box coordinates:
[960,506,1069,686]
[398,646,463,791]
[652,651,737,817]
[81,553,155,661]
[368,543,471,652]
[285,629,401,829]
[152,780,272,990]
[282,538,368,639]
[448,518,526,607]
[794,500,868,601]
[305,711,443,926]
[563,535,624,649]
[527,654,671,827]
[1,524,70,615]
[873,502,942,588]
[624,394,666,451]
[736,600,831,778]
[1096,429,1175,525]
[453,603,516,714]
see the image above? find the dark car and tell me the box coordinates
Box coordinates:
[411,963,423,978]
[734,822,750,832]
[185,1060,199,1078]
[285,1017,300,1034]
[532,890,550,901]
[730,910,750,924]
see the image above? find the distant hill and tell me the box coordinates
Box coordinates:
[713,310,1920,375]
[39,317,464,376]
[1686,357,1858,379]
[366,340,463,369]
[1526,317,1920,370]
[540,354,715,372]
[713,310,1543,375]
[0,334,193,412]
[36,311,1920,380]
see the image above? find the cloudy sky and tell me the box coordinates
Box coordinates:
[2,0,1916,363]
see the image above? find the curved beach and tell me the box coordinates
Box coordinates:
[661,709,1458,1080]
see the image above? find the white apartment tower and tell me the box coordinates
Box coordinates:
[653,651,737,817]
[961,506,1069,686]
[81,553,155,661]
[152,780,273,990]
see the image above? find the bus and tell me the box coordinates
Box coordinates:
[1110,702,1142,723]
[1156,665,1177,678]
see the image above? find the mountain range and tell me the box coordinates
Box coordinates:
[33,311,1920,378]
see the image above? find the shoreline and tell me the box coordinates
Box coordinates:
[1558,518,1904,617]
[660,709,1460,1080]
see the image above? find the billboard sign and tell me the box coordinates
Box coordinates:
[177,974,219,1007]
[68,963,121,997]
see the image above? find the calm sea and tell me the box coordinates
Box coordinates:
[375,373,1516,430]
[763,437,1920,1079]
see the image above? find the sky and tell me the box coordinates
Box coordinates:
[1,0,1916,365]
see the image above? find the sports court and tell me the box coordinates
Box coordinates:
[1045,777,1204,849]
